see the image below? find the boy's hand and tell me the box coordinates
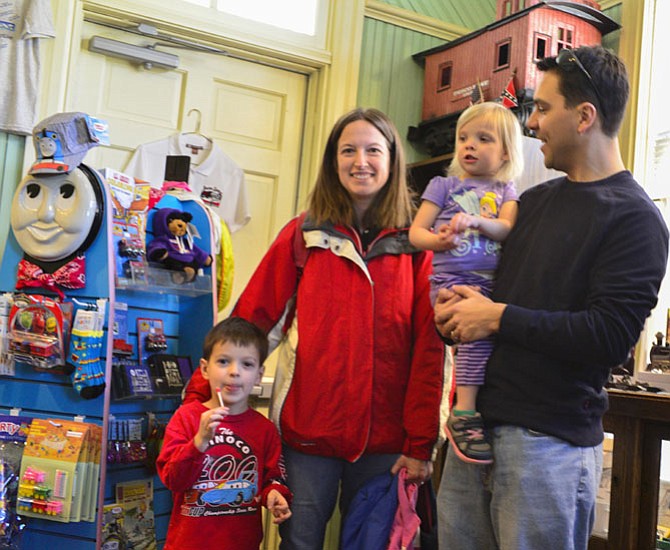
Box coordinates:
[193,406,229,452]
[266,489,292,524]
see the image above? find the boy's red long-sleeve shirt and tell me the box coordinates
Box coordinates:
[157,401,291,550]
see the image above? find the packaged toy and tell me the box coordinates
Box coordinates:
[8,294,72,373]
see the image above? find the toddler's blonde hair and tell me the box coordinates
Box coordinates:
[448,102,524,182]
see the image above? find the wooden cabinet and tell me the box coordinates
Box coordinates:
[589,390,670,550]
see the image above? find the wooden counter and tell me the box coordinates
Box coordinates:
[590,390,670,549]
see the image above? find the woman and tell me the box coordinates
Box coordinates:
[185,108,446,549]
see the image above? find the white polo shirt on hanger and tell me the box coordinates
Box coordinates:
[124,133,250,233]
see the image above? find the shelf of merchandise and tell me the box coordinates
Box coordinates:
[0,180,217,549]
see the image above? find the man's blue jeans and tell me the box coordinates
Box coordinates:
[437,425,603,550]
[278,445,398,550]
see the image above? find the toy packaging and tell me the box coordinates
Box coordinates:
[67,299,107,399]
[112,301,132,356]
[111,309,157,400]
[112,361,155,400]
[147,354,184,395]
[107,417,147,465]
[0,414,31,550]
[104,168,151,288]
[113,318,186,398]
[102,503,127,549]
[18,418,99,523]
[8,294,73,374]
[114,478,157,550]
[0,293,14,376]
[136,318,167,367]
[82,423,102,522]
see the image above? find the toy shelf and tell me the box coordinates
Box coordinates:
[115,268,212,297]
[0,176,217,549]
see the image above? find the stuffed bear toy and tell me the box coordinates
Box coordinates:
[146,208,212,284]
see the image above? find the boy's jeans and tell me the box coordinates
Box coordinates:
[438,425,603,550]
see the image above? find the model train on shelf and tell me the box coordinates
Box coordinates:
[408,0,619,156]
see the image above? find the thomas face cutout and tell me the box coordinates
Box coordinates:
[10,112,106,297]
[11,167,102,262]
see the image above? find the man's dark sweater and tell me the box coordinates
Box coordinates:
[481,171,669,446]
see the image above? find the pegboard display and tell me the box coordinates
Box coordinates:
[0,170,217,548]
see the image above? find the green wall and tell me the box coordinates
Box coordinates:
[357,20,444,164]
[358,1,497,164]
[379,0,497,28]
[0,133,25,261]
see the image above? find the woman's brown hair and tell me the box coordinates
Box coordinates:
[307,108,414,229]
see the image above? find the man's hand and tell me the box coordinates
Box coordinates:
[434,285,505,343]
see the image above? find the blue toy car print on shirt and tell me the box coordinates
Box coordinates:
[200,478,256,506]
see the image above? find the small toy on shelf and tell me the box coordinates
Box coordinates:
[112,338,133,356]
[122,259,148,285]
[147,354,184,395]
[145,330,167,353]
[117,235,145,258]
[136,319,167,363]
[648,332,670,373]
[107,417,148,464]
[112,359,154,400]
[146,208,212,284]
[17,466,64,517]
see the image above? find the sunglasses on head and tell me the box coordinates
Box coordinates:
[556,48,606,118]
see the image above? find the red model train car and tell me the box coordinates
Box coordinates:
[409,0,619,156]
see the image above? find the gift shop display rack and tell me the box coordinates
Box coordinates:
[0,177,216,548]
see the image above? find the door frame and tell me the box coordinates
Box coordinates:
[36,0,366,208]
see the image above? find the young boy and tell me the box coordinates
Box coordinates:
[157,317,292,550]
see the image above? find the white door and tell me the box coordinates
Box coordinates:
[66,21,308,313]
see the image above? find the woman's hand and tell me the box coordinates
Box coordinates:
[391,455,432,483]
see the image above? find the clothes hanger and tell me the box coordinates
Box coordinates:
[182,108,212,144]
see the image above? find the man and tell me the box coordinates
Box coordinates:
[434,45,669,549]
